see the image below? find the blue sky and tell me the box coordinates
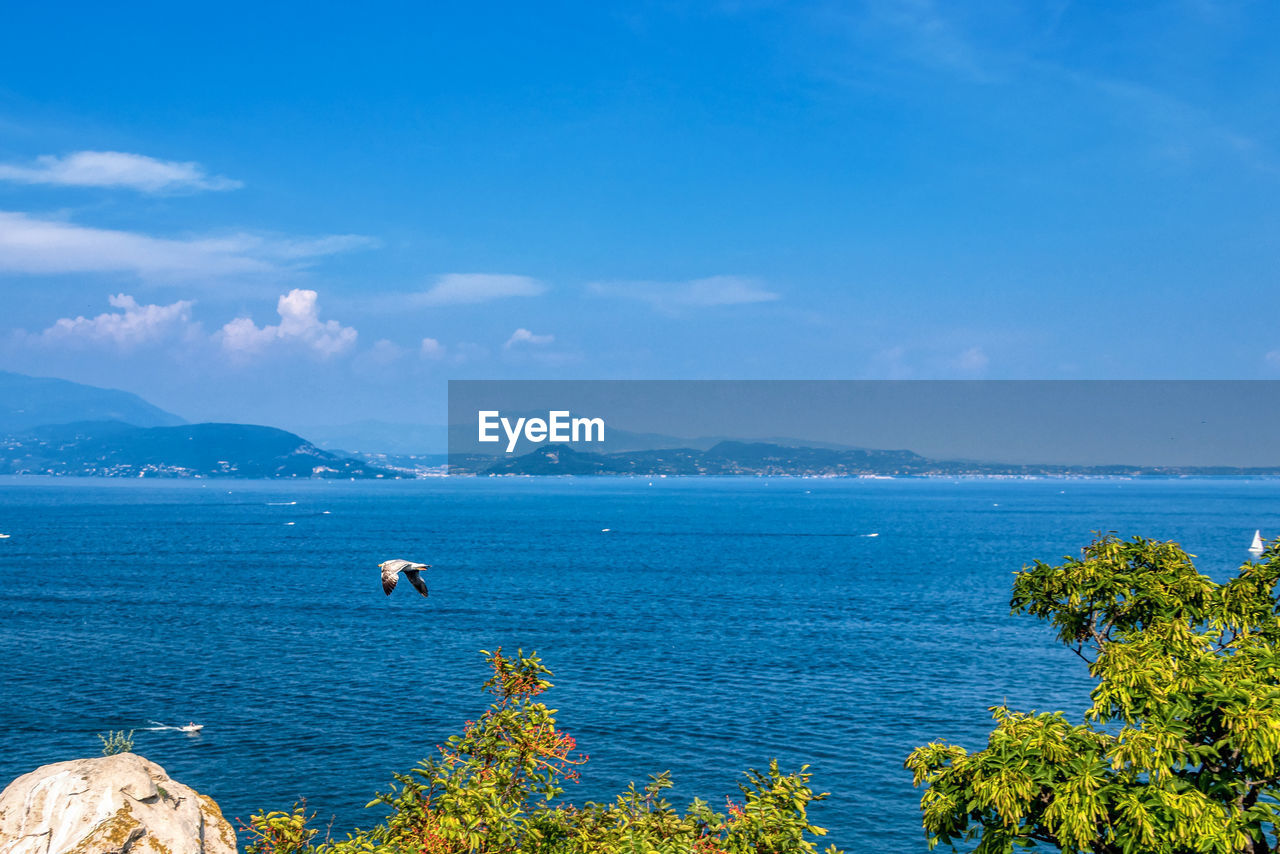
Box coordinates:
[0,1,1277,430]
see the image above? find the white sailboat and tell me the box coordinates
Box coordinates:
[1249,530,1264,553]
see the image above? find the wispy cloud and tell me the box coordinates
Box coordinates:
[865,340,997,378]
[226,233,380,261]
[33,294,200,350]
[808,0,991,82]
[0,211,376,281]
[865,0,985,77]
[219,289,357,359]
[450,342,489,364]
[358,339,408,367]
[0,150,241,193]
[413,273,546,306]
[420,337,446,359]
[501,328,579,367]
[504,328,555,349]
[810,2,1278,175]
[952,345,989,375]
[589,275,780,312]
[1068,71,1279,174]
[868,345,914,379]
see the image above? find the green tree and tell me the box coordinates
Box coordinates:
[907,534,1280,854]
[245,648,840,854]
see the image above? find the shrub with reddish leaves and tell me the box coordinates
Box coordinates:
[245,649,840,854]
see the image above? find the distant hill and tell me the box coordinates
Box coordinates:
[448,419,868,457]
[0,371,185,433]
[0,421,396,478]
[470,441,931,476]
[457,441,1280,478]
[0,372,398,478]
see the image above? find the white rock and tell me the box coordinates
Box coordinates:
[0,753,235,854]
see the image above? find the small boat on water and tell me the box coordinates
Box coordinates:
[1249,530,1265,553]
[0,533,9,539]
[179,722,203,733]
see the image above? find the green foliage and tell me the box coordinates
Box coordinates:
[246,648,840,854]
[907,533,1280,854]
[243,804,320,854]
[98,729,134,755]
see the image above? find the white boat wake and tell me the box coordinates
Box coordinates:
[145,720,204,733]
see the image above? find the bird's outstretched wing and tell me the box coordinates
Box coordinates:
[379,560,430,596]
[404,568,430,597]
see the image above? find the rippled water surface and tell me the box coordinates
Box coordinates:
[1,476,1276,851]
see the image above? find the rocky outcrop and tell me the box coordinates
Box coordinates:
[0,754,235,854]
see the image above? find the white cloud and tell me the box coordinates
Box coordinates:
[504,328,555,349]
[420,337,446,359]
[0,211,376,281]
[362,339,407,366]
[863,342,997,378]
[224,233,379,261]
[219,289,357,358]
[953,346,989,374]
[862,0,985,78]
[415,273,546,306]
[868,345,914,380]
[588,275,780,312]
[1077,73,1279,174]
[449,342,489,364]
[0,151,241,193]
[35,294,198,349]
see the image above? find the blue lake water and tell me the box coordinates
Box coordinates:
[0,476,1276,852]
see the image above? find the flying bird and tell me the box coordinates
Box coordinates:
[380,559,431,597]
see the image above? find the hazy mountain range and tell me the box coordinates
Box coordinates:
[453,442,1280,478]
[4,371,1279,479]
[0,372,394,478]
[445,419,873,457]
[0,371,185,434]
